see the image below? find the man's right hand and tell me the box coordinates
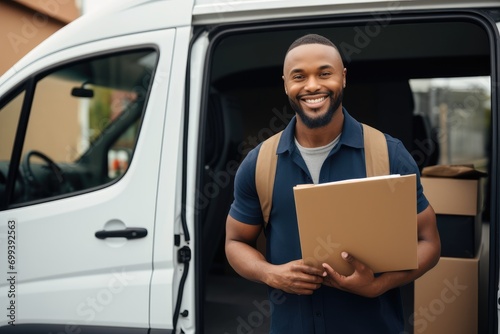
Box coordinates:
[265,259,326,295]
[226,216,325,295]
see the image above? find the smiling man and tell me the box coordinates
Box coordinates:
[284,40,345,133]
[225,34,440,333]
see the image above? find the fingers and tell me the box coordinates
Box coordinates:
[321,262,344,288]
[341,251,351,261]
[321,262,336,278]
[341,251,367,272]
[294,259,327,277]
[293,282,323,295]
[321,252,359,287]
[278,260,326,295]
[321,253,355,277]
[281,275,322,295]
[290,263,325,284]
[321,252,379,297]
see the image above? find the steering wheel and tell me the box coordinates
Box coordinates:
[21,150,69,197]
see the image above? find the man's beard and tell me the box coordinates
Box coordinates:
[289,89,343,129]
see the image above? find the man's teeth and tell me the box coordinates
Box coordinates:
[305,97,326,103]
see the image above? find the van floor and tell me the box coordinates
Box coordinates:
[204,273,270,334]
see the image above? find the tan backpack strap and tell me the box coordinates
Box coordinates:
[362,123,389,177]
[255,131,283,226]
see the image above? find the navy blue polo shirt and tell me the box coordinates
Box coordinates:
[229,109,429,334]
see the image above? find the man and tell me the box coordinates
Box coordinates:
[225,33,440,333]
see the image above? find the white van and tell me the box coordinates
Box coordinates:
[0,0,498,333]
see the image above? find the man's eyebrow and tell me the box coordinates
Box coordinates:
[288,64,335,75]
[289,68,304,75]
[318,64,335,70]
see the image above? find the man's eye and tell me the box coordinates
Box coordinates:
[320,72,332,77]
[293,75,304,80]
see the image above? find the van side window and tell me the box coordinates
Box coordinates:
[0,49,158,208]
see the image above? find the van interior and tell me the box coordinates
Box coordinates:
[198,13,494,333]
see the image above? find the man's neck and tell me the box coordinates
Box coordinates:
[294,107,344,148]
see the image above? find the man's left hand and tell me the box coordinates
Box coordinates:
[322,251,383,298]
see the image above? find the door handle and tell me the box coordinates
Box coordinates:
[95,227,148,240]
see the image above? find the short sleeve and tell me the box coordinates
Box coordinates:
[228,146,265,225]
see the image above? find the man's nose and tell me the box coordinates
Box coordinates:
[305,76,320,92]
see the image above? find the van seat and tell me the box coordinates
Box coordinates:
[201,93,244,274]
[343,80,437,171]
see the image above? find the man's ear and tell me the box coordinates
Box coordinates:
[282,75,288,95]
[343,68,347,88]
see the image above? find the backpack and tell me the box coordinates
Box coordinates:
[255,123,389,227]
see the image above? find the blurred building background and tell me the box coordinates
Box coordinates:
[0,0,121,76]
[0,0,80,75]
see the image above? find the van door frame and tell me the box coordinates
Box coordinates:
[191,8,500,333]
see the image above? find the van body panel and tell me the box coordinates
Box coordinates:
[172,31,212,334]
[149,25,193,330]
[0,28,176,329]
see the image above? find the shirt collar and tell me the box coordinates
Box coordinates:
[276,107,364,155]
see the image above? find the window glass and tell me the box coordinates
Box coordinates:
[409,76,491,171]
[0,49,158,206]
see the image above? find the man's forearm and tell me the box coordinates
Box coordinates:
[376,238,441,295]
[225,239,272,284]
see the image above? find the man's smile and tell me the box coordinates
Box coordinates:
[304,96,326,104]
[299,93,330,109]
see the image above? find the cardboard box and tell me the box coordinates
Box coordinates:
[436,214,482,258]
[414,254,479,334]
[421,177,480,216]
[421,177,482,258]
[294,174,417,276]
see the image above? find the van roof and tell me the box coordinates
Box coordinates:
[193,0,499,9]
[193,0,500,24]
[1,0,498,86]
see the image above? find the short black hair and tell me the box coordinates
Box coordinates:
[286,34,338,54]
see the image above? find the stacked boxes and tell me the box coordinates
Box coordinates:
[413,254,479,334]
[421,177,482,258]
[414,176,482,334]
